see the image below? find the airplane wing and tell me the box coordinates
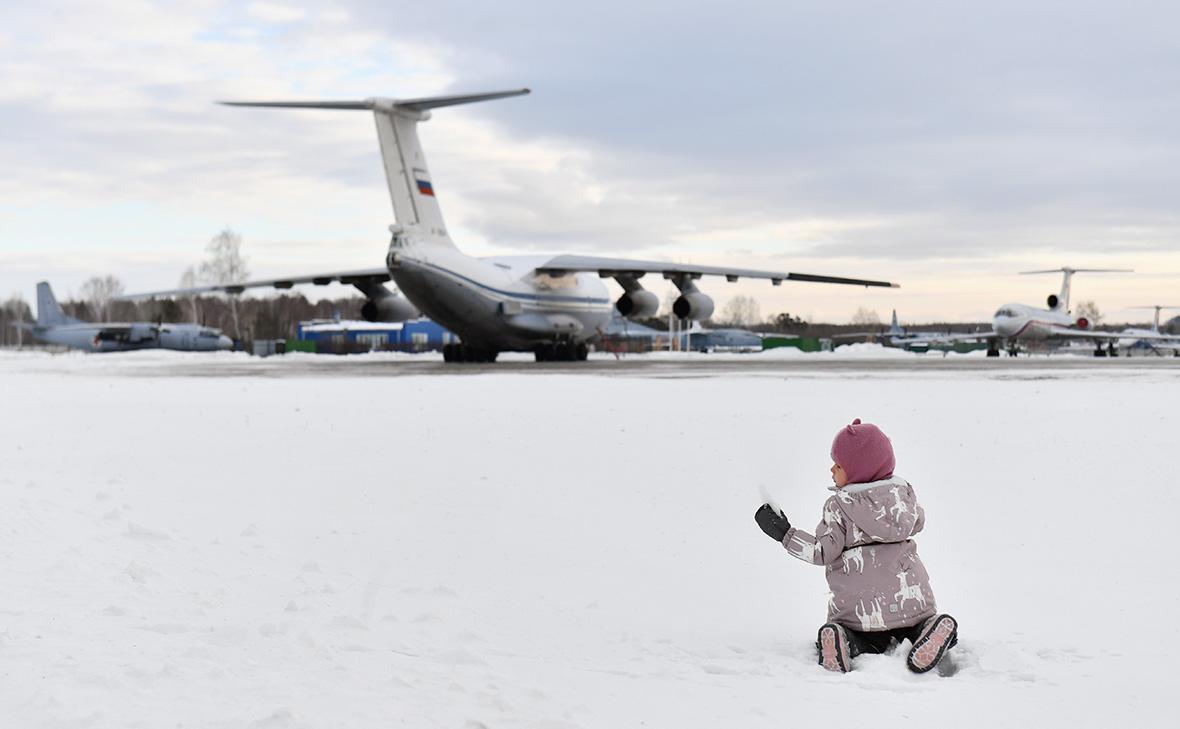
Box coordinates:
[1043,325,1180,341]
[830,331,885,340]
[923,331,998,342]
[534,255,899,288]
[117,268,392,299]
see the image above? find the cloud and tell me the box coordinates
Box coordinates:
[247,2,306,23]
[3,1,1180,321]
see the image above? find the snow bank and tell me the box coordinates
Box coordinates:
[1,361,1176,727]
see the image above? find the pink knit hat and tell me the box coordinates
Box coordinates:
[830,418,895,485]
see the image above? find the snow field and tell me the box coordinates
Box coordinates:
[1,352,1177,728]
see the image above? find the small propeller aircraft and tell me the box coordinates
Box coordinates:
[17,282,232,353]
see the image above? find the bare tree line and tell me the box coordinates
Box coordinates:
[0,296,34,347]
[0,290,364,346]
[4,227,1164,349]
[1,227,366,347]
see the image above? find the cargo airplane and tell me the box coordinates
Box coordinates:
[124,88,897,363]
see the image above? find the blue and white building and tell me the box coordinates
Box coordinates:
[296,318,455,351]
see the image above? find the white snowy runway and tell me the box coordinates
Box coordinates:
[2,351,1176,728]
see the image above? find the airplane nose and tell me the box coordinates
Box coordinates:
[218,335,233,350]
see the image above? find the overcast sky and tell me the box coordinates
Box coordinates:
[3,0,1180,323]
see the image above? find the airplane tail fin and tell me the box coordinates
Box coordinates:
[36,281,81,326]
[888,309,904,336]
[1129,305,1180,332]
[219,89,530,246]
[1019,267,1133,312]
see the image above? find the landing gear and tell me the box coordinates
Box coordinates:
[1093,342,1117,358]
[442,343,498,364]
[986,338,1000,358]
[534,340,589,362]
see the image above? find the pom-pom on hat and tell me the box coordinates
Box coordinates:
[830,418,895,485]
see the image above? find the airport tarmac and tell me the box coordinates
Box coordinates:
[7,348,1180,380]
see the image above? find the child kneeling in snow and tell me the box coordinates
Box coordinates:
[754,418,958,673]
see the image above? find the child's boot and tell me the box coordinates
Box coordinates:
[816,623,852,673]
[906,614,958,673]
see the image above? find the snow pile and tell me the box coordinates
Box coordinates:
[1,360,1176,727]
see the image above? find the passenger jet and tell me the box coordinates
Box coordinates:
[946,268,1180,356]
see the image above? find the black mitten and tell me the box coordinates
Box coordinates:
[754,504,791,542]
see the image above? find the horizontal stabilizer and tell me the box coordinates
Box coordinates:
[218,88,530,112]
[1019,268,1133,275]
[396,88,531,111]
[219,100,371,110]
[219,88,530,238]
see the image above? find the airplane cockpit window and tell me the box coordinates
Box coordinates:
[531,272,578,290]
[199,329,219,337]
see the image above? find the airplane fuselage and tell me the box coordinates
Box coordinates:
[29,322,233,352]
[992,303,1077,341]
[387,236,614,350]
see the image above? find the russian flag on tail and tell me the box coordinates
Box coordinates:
[416,178,434,196]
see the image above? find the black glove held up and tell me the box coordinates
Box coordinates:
[754,503,791,542]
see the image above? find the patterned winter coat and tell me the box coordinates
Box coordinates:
[783,475,937,632]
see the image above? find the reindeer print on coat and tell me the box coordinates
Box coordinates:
[842,546,865,574]
[855,599,887,630]
[894,570,927,609]
[824,503,844,528]
[888,486,908,520]
[780,475,936,631]
[787,533,820,562]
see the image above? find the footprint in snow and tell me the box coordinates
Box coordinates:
[125,523,170,541]
[123,561,154,584]
[250,708,303,729]
[330,615,368,631]
[435,648,486,666]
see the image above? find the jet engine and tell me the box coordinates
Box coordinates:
[1047,294,1059,309]
[1075,317,1090,329]
[615,290,659,318]
[359,286,420,323]
[672,292,715,321]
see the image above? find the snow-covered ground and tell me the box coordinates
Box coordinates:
[2,351,1176,728]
